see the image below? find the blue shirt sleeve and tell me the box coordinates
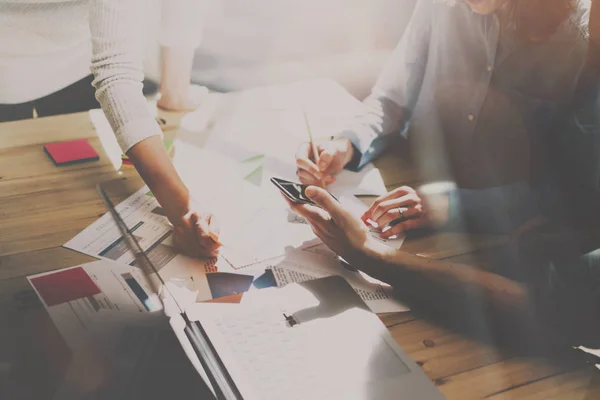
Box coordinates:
[339,0,433,171]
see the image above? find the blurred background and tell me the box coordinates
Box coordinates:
[144,0,418,99]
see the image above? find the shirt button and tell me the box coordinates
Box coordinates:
[468,113,475,121]
[487,65,493,72]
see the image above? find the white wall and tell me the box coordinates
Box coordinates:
[144,0,417,97]
[142,0,162,83]
[146,0,593,98]
[190,0,417,99]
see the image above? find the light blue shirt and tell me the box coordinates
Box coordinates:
[342,0,600,232]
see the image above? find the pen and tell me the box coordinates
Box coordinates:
[302,109,326,188]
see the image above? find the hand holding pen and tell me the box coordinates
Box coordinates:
[172,199,222,258]
[294,135,355,188]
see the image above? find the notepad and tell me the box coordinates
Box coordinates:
[176,277,444,400]
[44,138,100,166]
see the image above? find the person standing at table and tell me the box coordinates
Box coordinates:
[0,0,220,257]
[295,0,599,236]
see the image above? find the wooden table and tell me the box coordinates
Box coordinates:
[1,107,599,399]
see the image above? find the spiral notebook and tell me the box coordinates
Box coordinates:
[170,276,444,400]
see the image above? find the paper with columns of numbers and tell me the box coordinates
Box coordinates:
[269,248,408,314]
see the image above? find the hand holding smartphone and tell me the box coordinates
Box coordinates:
[271,177,317,205]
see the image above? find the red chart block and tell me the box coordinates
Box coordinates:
[30,267,101,307]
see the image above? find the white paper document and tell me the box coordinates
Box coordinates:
[27,260,165,351]
[269,249,408,314]
[63,187,271,302]
[64,181,313,301]
[578,346,600,370]
[216,203,317,271]
[197,306,406,400]
[203,90,387,197]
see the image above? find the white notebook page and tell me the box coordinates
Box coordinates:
[190,290,410,400]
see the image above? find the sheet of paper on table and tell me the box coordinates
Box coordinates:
[178,278,414,400]
[63,186,275,302]
[62,178,405,313]
[27,260,166,352]
[170,147,319,271]
[578,346,600,370]
[268,248,408,314]
[202,82,388,198]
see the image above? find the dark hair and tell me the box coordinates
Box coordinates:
[508,0,577,41]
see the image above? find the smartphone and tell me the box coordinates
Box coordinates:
[270,177,317,205]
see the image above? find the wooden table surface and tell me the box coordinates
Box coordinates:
[1,107,599,399]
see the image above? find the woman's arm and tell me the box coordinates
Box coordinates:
[89,0,219,257]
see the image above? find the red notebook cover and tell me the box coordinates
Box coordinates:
[44,138,99,165]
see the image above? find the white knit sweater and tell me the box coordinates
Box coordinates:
[0,0,202,152]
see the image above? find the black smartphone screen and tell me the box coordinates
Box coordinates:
[270,178,316,205]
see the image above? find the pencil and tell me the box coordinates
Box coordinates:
[302,110,326,188]
[208,232,222,246]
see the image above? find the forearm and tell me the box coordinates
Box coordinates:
[126,136,190,223]
[359,248,547,345]
[366,250,524,310]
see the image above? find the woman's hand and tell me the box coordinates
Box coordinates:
[295,138,354,187]
[124,136,220,258]
[362,186,449,238]
[171,204,221,258]
[287,186,389,265]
